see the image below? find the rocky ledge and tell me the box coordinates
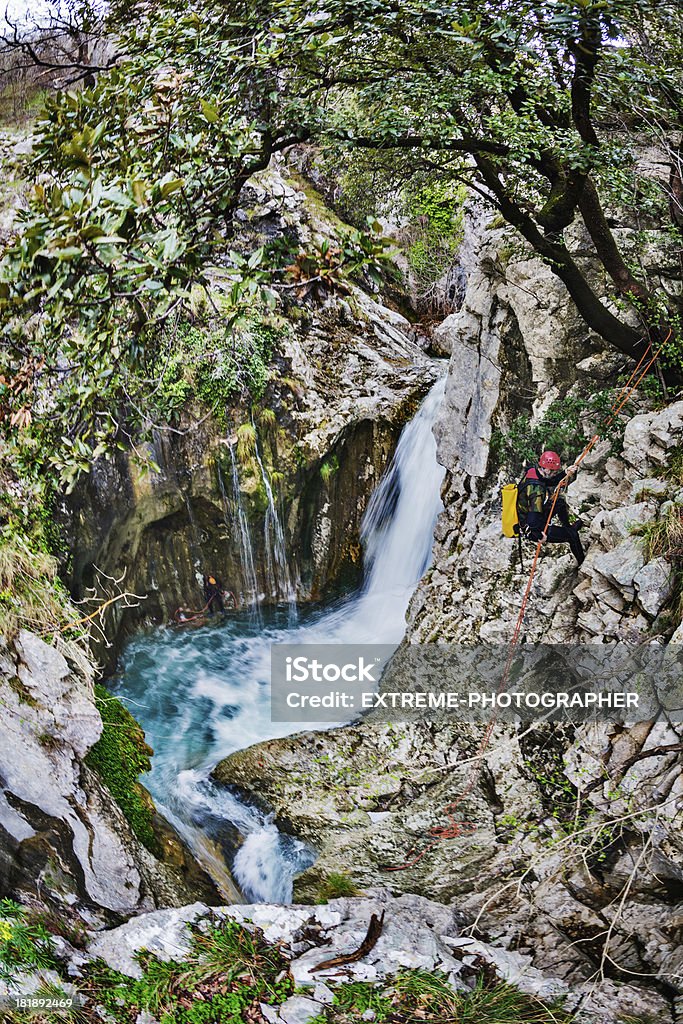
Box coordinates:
[2,894,670,1024]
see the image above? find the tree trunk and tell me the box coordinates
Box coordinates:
[475,157,643,359]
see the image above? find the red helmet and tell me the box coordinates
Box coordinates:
[539,450,561,471]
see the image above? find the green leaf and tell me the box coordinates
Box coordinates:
[200,99,220,123]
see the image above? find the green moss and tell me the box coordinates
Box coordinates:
[235,422,257,464]
[320,454,340,486]
[86,684,161,856]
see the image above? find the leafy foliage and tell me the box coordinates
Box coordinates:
[86,684,161,855]
[403,181,467,287]
[148,314,282,424]
[490,386,628,476]
[0,0,681,495]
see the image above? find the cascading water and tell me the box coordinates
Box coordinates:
[111,375,446,902]
[218,449,262,621]
[253,436,297,621]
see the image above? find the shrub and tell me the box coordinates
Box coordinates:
[146,314,284,424]
[490,387,627,477]
[403,181,467,287]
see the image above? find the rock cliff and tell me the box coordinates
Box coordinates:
[65,170,438,660]
[0,629,220,927]
[211,200,683,1021]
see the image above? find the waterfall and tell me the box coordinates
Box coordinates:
[182,490,204,583]
[252,437,297,621]
[220,449,262,622]
[111,375,446,904]
[321,374,447,645]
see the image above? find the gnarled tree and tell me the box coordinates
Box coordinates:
[1,0,681,482]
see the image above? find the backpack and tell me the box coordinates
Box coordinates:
[502,466,535,538]
[502,467,537,567]
[501,483,520,538]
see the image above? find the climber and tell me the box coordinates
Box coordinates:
[203,574,226,616]
[517,451,585,565]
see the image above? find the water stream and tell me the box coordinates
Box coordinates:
[252,434,298,621]
[110,376,446,903]
[218,450,262,621]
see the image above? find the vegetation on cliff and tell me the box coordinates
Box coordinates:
[85,683,161,855]
[1,0,682,490]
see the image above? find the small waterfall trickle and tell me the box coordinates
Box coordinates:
[182,490,204,584]
[219,449,262,622]
[253,437,297,622]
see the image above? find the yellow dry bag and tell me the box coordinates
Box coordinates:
[502,483,519,538]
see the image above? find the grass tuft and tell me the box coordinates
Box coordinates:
[315,871,361,903]
[634,504,683,625]
[308,972,572,1024]
[84,918,294,1022]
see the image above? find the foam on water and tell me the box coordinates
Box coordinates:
[111,375,446,902]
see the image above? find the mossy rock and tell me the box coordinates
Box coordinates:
[86,684,161,857]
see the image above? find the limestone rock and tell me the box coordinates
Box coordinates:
[86,903,210,978]
[590,537,645,590]
[0,631,219,922]
[277,996,323,1024]
[634,556,673,618]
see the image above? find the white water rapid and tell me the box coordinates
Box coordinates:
[111,375,446,903]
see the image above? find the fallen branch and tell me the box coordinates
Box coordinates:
[311,911,385,973]
[581,743,683,796]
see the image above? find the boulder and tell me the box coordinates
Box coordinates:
[86,903,210,978]
[0,631,220,922]
[633,556,673,618]
[590,537,646,591]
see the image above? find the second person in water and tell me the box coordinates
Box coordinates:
[203,574,237,615]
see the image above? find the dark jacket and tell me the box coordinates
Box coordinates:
[203,576,223,602]
[517,466,564,532]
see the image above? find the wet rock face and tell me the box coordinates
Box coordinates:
[65,172,437,657]
[0,630,219,924]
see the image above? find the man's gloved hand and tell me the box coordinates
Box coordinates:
[565,464,579,478]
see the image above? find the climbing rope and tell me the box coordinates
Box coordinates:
[173,601,211,625]
[382,331,671,872]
